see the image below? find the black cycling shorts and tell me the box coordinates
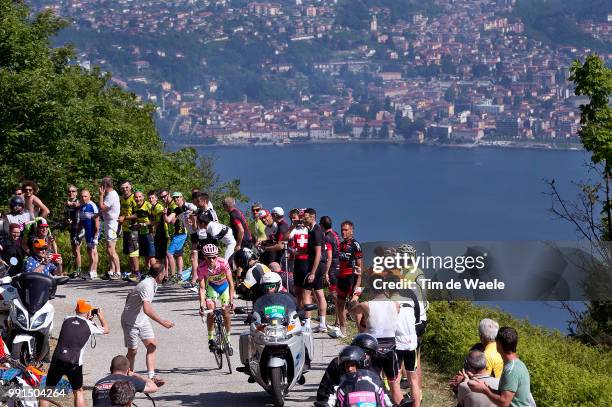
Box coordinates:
[373,339,400,381]
[396,349,418,372]
[46,360,83,390]
[154,234,168,260]
[328,261,339,286]
[293,258,310,288]
[337,274,356,300]
[416,320,427,350]
[69,227,81,246]
[304,262,326,290]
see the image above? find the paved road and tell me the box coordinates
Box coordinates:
[50,279,343,406]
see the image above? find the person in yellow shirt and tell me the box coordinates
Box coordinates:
[119,181,138,281]
[479,318,504,378]
[133,191,153,278]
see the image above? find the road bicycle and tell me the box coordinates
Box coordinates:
[202,307,233,374]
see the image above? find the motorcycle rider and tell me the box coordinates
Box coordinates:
[24,239,62,276]
[251,271,296,324]
[316,333,380,405]
[237,272,296,375]
[0,223,25,275]
[1,195,34,236]
[323,346,392,407]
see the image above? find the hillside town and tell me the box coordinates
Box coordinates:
[32,0,612,147]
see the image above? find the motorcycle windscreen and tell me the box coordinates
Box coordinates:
[17,274,52,314]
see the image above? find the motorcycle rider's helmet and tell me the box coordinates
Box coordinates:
[261,271,282,293]
[202,243,219,257]
[351,333,379,358]
[338,345,368,372]
[9,195,24,210]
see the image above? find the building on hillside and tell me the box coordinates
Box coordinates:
[496,117,521,138]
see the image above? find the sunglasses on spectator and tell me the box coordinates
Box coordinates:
[68,189,77,193]
[24,188,33,192]
[252,208,261,212]
[160,194,168,199]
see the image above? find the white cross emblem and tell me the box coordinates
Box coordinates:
[297,235,308,247]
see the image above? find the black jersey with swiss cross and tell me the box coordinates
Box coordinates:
[338,238,363,277]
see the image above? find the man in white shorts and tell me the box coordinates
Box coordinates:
[121,265,174,380]
[98,177,121,280]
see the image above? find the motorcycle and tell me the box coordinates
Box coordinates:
[0,258,20,336]
[236,303,317,407]
[8,273,69,365]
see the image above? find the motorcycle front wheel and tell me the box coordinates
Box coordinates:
[270,366,285,407]
[18,343,34,366]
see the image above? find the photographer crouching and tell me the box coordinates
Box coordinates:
[40,299,109,407]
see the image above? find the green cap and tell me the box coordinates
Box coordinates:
[171,192,183,198]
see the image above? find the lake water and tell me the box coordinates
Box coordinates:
[198,143,591,331]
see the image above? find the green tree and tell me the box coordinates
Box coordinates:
[545,54,612,349]
[0,0,243,217]
[569,54,612,239]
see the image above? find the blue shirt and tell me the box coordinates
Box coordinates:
[79,202,99,238]
[24,256,57,276]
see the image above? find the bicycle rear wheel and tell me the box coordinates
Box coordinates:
[214,319,224,370]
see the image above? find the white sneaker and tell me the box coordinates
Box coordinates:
[90,271,98,280]
[328,326,346,338]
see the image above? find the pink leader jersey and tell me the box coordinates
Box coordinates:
[197,257,232,292]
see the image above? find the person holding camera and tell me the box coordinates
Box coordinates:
[24,238,62,276]
[40,299,110,407]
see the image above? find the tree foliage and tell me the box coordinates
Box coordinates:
[570,55,612,173]
[546,54,612,349]
[0,0,244,217]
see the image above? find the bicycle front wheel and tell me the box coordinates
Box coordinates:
[224,333,233,374]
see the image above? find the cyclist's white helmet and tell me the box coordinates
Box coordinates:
[202,243,219,257]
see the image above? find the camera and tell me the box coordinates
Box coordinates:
[91,308,98,316]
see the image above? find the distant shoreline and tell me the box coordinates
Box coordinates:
[167,139,584,152]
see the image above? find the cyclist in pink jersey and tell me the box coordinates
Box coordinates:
[197,244,235,351]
